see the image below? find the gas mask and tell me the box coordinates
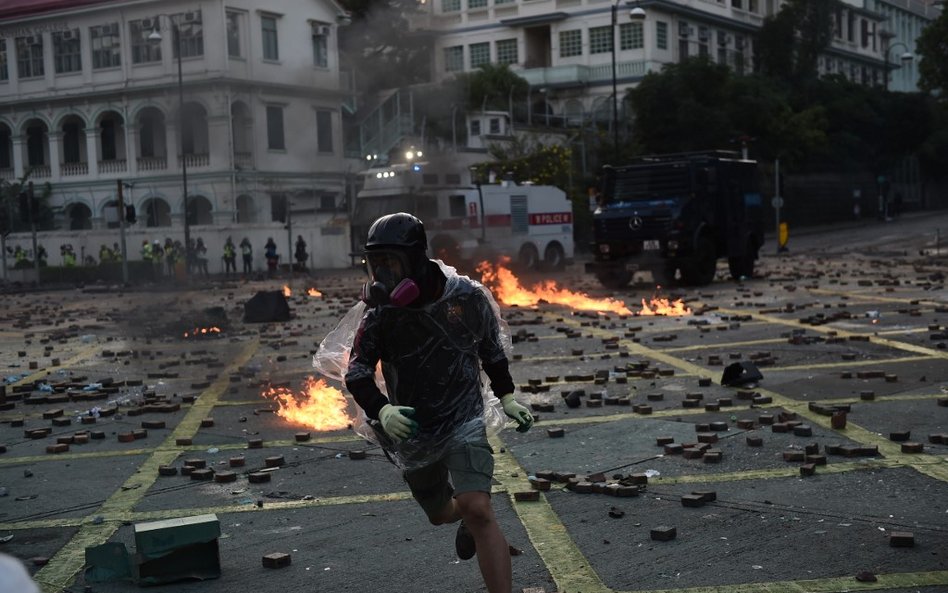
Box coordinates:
[361,249,421,307]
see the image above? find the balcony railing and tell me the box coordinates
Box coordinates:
[30,165,51,178]
[183,153,210,168]
[234,152,253,170]
[138,156,168,171]
[518,60,653,88]
[61,161,89,176]
[99,159,127,174]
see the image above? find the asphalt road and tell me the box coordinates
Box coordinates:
[1,211,946,593]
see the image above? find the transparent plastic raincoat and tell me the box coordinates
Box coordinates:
[314,261,511,469]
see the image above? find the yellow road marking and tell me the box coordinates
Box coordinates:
[808,288,945,307]
[8,342,102,387]
[493,435,610,593]
[713,307,948,360]
[769,354,931,372]
[32,338,259,593]
[623,570,948,593]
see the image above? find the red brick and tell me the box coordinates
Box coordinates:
[514,491,540,502]
[46,443,69,454]
[264,455,285,468]
[681,494,705,507]
[800,463,816,477]
[214,471,238,483]
[158,465,178,476]
[901,442,924,453]
[889,431,911,442]
[746,436,763,447]
[248,471,271,483]
[547,427,565,438]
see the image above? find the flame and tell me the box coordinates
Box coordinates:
[262,376,352,431]
[640,296,691,316]
[307,288,323,297]
[283,285,292,297]
[477,258,633,316]
[476,258,690,317]
[183,326,222,338]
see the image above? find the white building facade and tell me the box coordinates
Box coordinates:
[0,0,356,272]
[420,0,940,127]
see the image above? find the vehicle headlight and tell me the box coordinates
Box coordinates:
[599,244,610,254]
[667,240,679,251]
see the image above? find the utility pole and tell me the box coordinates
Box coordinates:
[773,159,782,255]
[117,180,129,284]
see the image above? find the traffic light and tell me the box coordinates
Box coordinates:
[125,204,136,224]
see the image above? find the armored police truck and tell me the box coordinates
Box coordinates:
[585,151,764,288]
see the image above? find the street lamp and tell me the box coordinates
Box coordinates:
[611,1,646,164]
[148,17,190,281]
[883,41,914,91]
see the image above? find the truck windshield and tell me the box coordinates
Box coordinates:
[610,163,691,204]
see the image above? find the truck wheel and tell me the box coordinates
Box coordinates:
[596,269,632,289]
[518,244,540,271]
[543,242,566,271]
[728,254,754,281]
[680,236,717,286]
[728,238,758,280]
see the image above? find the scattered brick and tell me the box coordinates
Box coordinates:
[264,455,285,468]
[889,532,914,547]
[248,472,271,484]
[681,494,705,507]
[247,438,264,449]
[514,491,540,502]
[229,456,246,467]
[793,425,813,437]
[901,442,924,453]
[650,526,677,541]
[656,436,675,446]
[530,478,552,491]
[214,471,238,483]
[547,428,565,438]
[117,432,135,443]
[746,436,763,447]
[800,463,816,477]
[176,438,192,446]
[262,552,292,569]
[46,443,69,454]
[889,431,911,442]
[663,443,684,455]
[141,420,166,429]
[348,450,367,460]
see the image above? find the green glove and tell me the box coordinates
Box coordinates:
[499,394,533,433]
[378,404,419,442]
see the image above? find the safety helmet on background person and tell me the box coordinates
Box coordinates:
[361,213,429,307]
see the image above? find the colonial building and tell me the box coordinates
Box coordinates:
[414,0,939,130]
[0,0,355,271]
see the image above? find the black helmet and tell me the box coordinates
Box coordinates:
[364,212,427,253]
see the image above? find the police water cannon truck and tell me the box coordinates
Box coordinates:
[355,162,574,271]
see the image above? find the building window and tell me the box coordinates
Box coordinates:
[100,119,117,160]
[470,42,490,68]
[619,22,643,50]
[489,117,500,134]
[589,26,613,54]
[91,23,121,69]
[16,35,45,78]
[266,105,285,150]
[316,109,333,153]
[495,39,518,65]
[173,11,203,58]
[262,15,279,61]
[734,35,745,74]
[270,193,287,223]
[53,29,81,74]
[131,18,161,64]
[227,12,242,57]
[312,24,329,67]
[698,26,709,57]
[442,0,461,12]
[0,39,7,80]
[470,119,481,136]
[469,0,487,8]
[656,21,668,50]
[559,30,581,57]
[444,45,463,72]
[495,0,514,4]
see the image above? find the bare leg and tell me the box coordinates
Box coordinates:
[455,491,511,593]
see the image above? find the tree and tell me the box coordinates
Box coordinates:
[454,63,529,113]
[916,9,948,98]
[755,0,840,84]
[336,0,434,93]
[628,58,734,154]
[471,137,572,190]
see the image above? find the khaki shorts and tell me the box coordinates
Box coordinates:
[403,439,494,520]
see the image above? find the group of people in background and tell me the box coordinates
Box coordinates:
[6,236,310,279]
